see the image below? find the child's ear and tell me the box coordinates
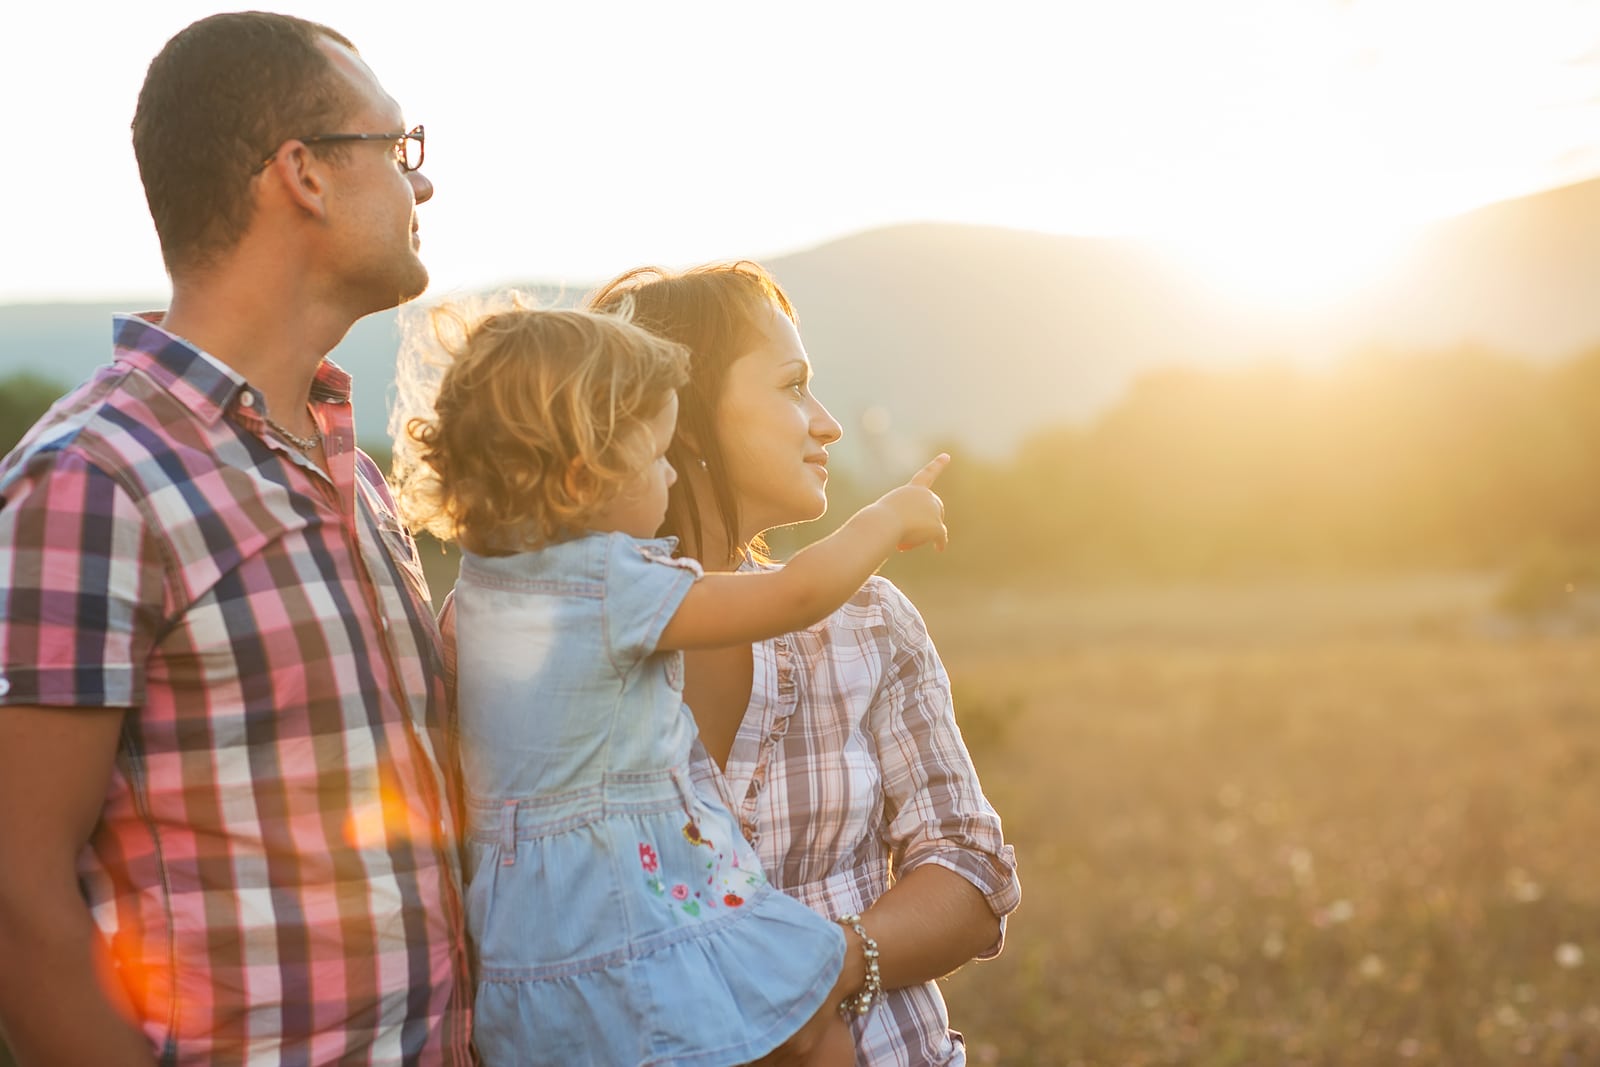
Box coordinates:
[563,458,594,502]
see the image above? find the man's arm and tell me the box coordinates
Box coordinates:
[0,705,157,1066]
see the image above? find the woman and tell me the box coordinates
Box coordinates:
[587,263,1020,1066]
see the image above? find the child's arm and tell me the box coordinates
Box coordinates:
[657,454,950,652]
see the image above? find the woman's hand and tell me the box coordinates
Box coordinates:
[752,1012,854,1066]
[872,453,950,552]
[751,935,865,1066]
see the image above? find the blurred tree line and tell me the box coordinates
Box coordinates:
[781,345,1600,586]
[0,373,68,455]
[8,344,1600,586]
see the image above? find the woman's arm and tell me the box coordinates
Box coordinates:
[837,864,1000,1000]
[752,870,992,1067]
[657,456,949,651]
[868,581,1022,965]
[756,869,998,1066]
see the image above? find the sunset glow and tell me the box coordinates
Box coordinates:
[4,0,1599,305]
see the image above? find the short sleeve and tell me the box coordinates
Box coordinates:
[0,448,167,708]
[868,580,1021,955]
[437,589,459,692]
[601,534,702,670]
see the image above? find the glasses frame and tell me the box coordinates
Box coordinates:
[252,124,424,175]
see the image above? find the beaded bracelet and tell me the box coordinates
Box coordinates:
[835,913,882,1017]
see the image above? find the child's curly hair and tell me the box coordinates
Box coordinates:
[392,301,689,555]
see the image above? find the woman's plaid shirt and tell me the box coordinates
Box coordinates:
[0,316,472,1065]
[692,571,1021,1066]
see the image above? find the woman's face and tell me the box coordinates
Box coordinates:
[715,306,843,541]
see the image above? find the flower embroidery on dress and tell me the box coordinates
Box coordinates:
[639,823,767,923]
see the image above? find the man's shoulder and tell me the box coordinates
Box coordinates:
[2,364,133,478]
[2,360,212,486]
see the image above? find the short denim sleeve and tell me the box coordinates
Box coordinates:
[601,534,702,670]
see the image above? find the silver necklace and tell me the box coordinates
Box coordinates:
[263,409,323,452]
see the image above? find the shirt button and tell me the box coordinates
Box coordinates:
[0,676,10,697]
[239,393,255,408]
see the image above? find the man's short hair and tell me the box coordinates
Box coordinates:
[132,12,358,275]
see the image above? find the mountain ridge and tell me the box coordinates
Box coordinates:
[6,178,1600,460]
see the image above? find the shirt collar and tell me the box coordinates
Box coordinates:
[111,311,355,422]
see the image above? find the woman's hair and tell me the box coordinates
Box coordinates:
[392,299,689,555]
[583,262,798,563]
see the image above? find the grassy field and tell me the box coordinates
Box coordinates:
[6,572,1596,1066]
[919,574,1600,1066]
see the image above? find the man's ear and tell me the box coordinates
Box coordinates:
[260,141,330,220]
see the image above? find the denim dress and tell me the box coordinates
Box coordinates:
[452,532,846,1066]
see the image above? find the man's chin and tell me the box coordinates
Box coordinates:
[397,262,430,305]
[371,264,430,313]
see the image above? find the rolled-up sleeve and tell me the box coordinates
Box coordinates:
[870,584,1020,955]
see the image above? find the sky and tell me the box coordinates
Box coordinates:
[6,0,1600,307]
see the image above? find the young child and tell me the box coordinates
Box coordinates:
[395,305,948,1066]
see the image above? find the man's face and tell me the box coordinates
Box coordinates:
[315,39,434,315]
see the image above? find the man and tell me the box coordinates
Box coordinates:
[0,13,471,1065]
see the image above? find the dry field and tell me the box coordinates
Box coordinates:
[919,574,1600,1066]
[7,572,1596,1067]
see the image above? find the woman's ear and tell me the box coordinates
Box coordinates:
[675,431,708,473]
[676,448,709,474]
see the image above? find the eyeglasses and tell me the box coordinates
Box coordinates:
[251,124,425,175]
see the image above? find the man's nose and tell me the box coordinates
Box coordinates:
[409,169,434,205]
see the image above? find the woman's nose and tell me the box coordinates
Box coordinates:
[811,400,843,445]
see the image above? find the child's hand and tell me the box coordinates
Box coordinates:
[874,453,950,552]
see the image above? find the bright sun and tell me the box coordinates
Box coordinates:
[977,0,1591,317]
[1157,208,1421,314]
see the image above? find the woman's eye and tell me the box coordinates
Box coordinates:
[787,382,805,398]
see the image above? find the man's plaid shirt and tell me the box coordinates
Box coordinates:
[0,315,472,1065]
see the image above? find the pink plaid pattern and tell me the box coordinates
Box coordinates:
[691,571,1020,1067]
[0,315,472,1065]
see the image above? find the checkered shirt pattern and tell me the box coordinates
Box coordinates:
[0,315,472,1065]
[690,571,1021,1067]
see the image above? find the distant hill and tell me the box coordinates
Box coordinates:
[7,178,1600,461]
[766,178,1600,459]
